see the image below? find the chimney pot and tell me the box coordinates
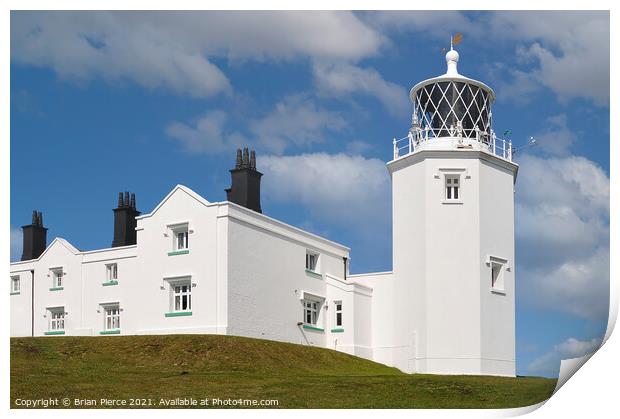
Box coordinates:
[236,148,243,169]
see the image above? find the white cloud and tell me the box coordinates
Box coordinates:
[11,226,22,262]
[250,96,347,154]
[166,96,346,155]
[528,337,601,376]
[166,110,237,154]
[362,11,477,39]
[260,153,390,232]
[11,11,384,97]
[487,11,609,105]
[532,114,577,156]
[312,61,408,117]
[516,154,609,320]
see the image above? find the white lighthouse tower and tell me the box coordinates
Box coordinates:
[388,46,518,376]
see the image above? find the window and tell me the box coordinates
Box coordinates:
[306,251,318,271]
[491,262,504,291]
[48,308,65,331]
[172,281,192,312]
[175,228,189,251]
[106,263,118,281]
[103,305,120,331]
[334,301,343,327]
[445,175,460,200]
[11,276,20,293]
[488,256,508,292]
[51,268,63,288]
[303,299,319,325]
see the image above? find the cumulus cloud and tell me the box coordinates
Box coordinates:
[11,226,22,262]
[532,114,577,156]
[250,96,347,154]
[260,153,390,233]
[528,337,601,376]
[516,154,609,320]
[11,11,384,97]
[312,61,408,117]
[166,96,346,155]
[487,11,609,105]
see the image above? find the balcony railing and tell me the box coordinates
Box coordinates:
[392,127,512,162]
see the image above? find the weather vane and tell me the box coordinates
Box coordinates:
[441,33,463,53]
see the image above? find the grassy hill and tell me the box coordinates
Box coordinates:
[11,335,556,409]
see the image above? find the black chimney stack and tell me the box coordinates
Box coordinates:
[112,191,140,247]
[21,210,48,261]
[225,147,262,213]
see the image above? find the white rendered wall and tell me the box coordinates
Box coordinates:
[80,246,137,335]
[225,203,350,349]
[388,149,517,376]
[133,186,224,335]
[349,271,395,367]
[10,263,34,337]
[478,159,516,376]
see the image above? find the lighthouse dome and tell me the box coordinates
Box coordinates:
[408,48,495,140]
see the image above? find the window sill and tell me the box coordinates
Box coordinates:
[442,200,463,205]
[168,250,190,256]
[99,329,121,335]
[305,269,323,279]
[49,287,64,291]
[331,328,345,333]
[490,288,507,295]
[10,291,20,295]
[44,331,65,335]
[165,311,192,317]
[302,324,324,332]
[102,280,119,286]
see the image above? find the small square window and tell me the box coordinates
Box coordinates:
[51,268,63,288]
[306,251,318,271]
[11,276,20,293]
[106,264,118,281]
[445,175,460,201]
[170,224,189,251]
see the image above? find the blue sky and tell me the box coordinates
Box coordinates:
[10,11,609,377]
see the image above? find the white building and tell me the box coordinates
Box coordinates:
[10,48,517,377]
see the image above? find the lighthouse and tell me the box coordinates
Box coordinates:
[386,46,518,376]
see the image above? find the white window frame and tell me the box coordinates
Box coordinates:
[487,256,509,294]
[303,299,319,325]
[306,251,319,272]
[103,304,121,331]
[11,275,20,293]
[444,174,461,201]
[168,277,192,312]
[51,268,63,288]
[48,307,65,331]
[169,223,190,251]
[334,301,343,327]
[106,263,118,281]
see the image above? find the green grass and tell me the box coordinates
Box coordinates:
[11,335,556,409]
